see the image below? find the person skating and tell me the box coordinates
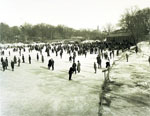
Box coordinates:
[94,62,97,73]
[60,51,63,58]
[5,57,8,69]
[14,56,17,64]
[22,54,25,63]
[148,56,150,65]
[37,53,39,61]
[72,61,77,74]
[126,51,129,62]
[77,60,81,73]
[1,57,4,64]
[18,58,20,67]
[48,59,52,70]
[51,58,54,70]
[29,55,31,64]
[116,50,119,56]
[73,55,75,62]
[106,61,110,68]
[11,60,14,71]
[9,51,11,56]
[69,67,74,80]
[42,55,44,63]
[85,51,87,58]
[135,45,138,54]
[96,55,102,68]
[69,55,72,62]
[2,61,6,71]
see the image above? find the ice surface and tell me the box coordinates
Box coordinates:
[0,45,116,116]
[1,42,149,116]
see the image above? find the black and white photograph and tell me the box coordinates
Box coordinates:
[0,0,150,116]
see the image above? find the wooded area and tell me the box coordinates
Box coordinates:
[0,7,149,43]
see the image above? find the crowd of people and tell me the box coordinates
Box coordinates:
[0,41,143,80]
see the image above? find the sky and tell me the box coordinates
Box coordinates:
[0,0,150,30]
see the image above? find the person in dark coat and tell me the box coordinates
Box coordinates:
[29,55,31,64]
[18,58,20,67]
[42,55,44,63]
[135,45,138,54]
[110,52,112,59]
[2,61,6,71]
[69,56,72,62]
[47,49,50,56]
[148,56,150,65]
[94,62,97,73]
[14,56,17,64]
[22,54,25,63]
[37,53,39,61]
[45,48,50,56]
[1,57,4,64]
[73,55,75,62]
[126,52,129,62]
[72,61,77,74]
[69,67,74,80]
[85,51,87,58]
[96,55,101,68]
[116,50,119,56]
[56,51,58,56]
[5,57,8,69]
[51,58,54,70]
[48,59,52,69]
[11,60,14,71]
[106,61,110,68]
[60,51,63,58]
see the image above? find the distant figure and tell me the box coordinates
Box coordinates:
[9,51,11,56]
[5,57,8,69]
[97,55,102,68]
[1,57,4,63]
[19,50,21,56]
[94,62,97,73]
[148,56,150,65]
[37,53,39,61]
[69,56,72,62]
[116,50,119,56]
[14,56,17,64]
[56,51,58,56]
[110,52,112,59]
[69,67,74,80]
[18,58,20,67]
[77,60,81,73]
[106,61,110,68]
[11,60,14,71]
[85,51,87,58]
[42,55,44,63]
[22,54,25,63]
[60,51,63,58]
[29,55,31,64]
[135,45,138,54]
[51,58,54,70]
[126,52,129,62]
[2,61,6,71]
[48,59,52,70]
[72,61,77,74]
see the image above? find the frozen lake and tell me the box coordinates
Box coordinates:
[0,45,115,116]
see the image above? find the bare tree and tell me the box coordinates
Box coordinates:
[102,23,115,35]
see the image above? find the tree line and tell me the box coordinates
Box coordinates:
[0,7,149,43]
[0,23,105,43]
[119,7,150,43]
